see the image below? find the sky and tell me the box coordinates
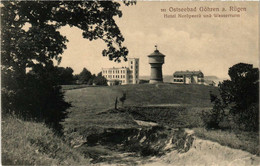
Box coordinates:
[59,1,259,79]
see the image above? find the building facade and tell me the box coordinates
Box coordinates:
[173,70,204,84]
[102,58,139,86]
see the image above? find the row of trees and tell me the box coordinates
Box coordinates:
[75,68,107,85]
[203,63,259,132]
[52,67,107,86]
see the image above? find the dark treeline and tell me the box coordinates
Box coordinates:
[56,67,108,86]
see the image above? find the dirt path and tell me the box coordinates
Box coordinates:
[142,137,260,166]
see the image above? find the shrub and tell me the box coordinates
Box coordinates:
[202,95,225,129]
[232,103,259,132]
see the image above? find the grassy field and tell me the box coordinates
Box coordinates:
[62,83,259,157]
[61,84,91,90]
[3,83,258,165]
[1,115,90,165]
[62,83,217,138]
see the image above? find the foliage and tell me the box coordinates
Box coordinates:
[114,80,121,85]
[205,63,259,131]
[78,68,92,84]
[1,1,133,129]
[202,93,225,129]
[93,75,108,86]
[139,79,149,84]
[56,67,74,85]
[2,63,71,130]
[221,63,259,131]
[97,72,102,77]
[220,63,259,109]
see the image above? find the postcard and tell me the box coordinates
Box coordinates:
[1,1,259,165]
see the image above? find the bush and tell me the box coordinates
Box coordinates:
[202,96,225,129]
[232,103,259,131]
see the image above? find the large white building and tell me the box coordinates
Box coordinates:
[173,70,204,84]
[102,58,139,86]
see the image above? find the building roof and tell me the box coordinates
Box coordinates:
[148,49,165,57]
[102,67,128,70]
[173,70,204,76]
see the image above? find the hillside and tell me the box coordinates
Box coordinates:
[62,83,218,136]
[62,84,218,151]
[140,75,225,84]
[64,83,218,110]
[1,115,90,165]
[139,75,173,83]
[3,83,258,165]
[61,83,259,165]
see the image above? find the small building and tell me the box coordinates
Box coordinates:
[173,70,204,84]
[102,58,139,86]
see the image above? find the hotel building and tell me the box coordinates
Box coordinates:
[102,58,139,86]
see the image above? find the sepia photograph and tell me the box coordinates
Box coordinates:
[1,0,259,165]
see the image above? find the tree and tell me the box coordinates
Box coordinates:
[219,63,259,110]
[73,74,80,84]
[78,68,92,84]
[97,72,103,77]
[93,75,107,86]
[1,1,134,130]
[56,67,74,85]
[209,63,259,131]
[202,93,225,129]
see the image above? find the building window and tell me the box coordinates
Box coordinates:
[131,61,133,64]
[131,66,133,69]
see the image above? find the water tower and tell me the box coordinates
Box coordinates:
[148,45,165,84]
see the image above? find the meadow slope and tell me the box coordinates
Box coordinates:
[1,116,90,165]
[62,83,259,162]
[62,83,218,138]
